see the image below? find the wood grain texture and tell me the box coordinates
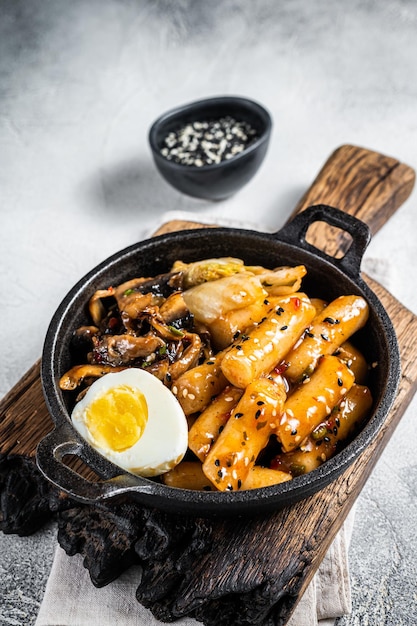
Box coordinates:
[0,361,49,458]
[1,144,416,625]
[289,144,415,256]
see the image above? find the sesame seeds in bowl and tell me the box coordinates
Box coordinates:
[161,116,259,168]
[148,96,272,201]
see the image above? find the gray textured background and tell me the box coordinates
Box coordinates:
[1,1,417,624]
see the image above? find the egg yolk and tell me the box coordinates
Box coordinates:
[85,385,148,452]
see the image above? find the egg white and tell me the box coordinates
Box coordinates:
[71,368,189,477]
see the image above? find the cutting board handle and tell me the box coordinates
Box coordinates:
[288,144,415,256]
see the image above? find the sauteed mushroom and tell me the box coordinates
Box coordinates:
[59,364,126,391]
[91,333,165,366]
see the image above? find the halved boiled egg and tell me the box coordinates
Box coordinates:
[71,368,188,477]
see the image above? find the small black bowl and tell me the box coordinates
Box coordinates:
[148,96,272,201]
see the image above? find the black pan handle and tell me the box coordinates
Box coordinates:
[274,205,371,278]
[36,424,153,502]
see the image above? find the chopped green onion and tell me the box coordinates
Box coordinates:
[168,325,184,337]
[289,463,306,476]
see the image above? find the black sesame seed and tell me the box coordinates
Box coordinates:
[218,425,224,434]
[214,459,220,466]
[235,412,244,419]
[324,436,331,443]
[236,345,242,350]
[257,400,265,405]
[291,429,298,436]
[321,333,329,341]
[280,325,288,331]
[333,426,338,435]
[255,409,262,419]
[237,479,242,489]
[306,331,314,338]
[335,417,341,427]
[337,378,343,386]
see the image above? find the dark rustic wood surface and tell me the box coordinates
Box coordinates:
[1,144,416,626]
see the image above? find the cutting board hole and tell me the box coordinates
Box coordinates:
[305,221,353,259]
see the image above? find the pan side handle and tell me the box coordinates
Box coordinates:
[276,205,371,278]
[288,144,415,257]
[36,425,153,503]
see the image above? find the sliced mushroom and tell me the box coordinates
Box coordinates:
[118,292,160,331]
[89,289,115,325]
[94,333,165,366]
[145,359,170,382]
[159,292,189,324]
[59,364,126,391]
[169,333,203,381]
[114,271,183,299]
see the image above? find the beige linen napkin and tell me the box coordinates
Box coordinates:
[36,212,391,626]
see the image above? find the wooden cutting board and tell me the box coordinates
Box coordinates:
[1,144,416,626]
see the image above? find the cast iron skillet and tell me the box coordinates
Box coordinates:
[37,205,400,517]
